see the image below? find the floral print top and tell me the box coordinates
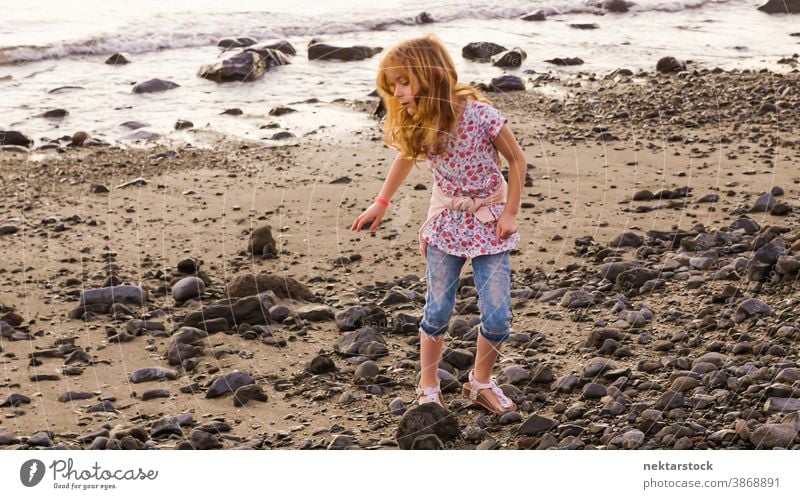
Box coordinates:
[420,99,520,259]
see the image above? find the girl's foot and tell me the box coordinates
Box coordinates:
[462,370,516,414]
[416,382,445,409]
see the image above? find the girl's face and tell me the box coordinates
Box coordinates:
[385,67,418,115]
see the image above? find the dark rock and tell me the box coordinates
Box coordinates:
[141,389,170,401]
[132,78,180,94]
[199,45,290,82]
[396,403,460,450]
[751,192,777,213]
[333,326,389,358]
[354,360,380,381]
[750,424,797,449]
[521,10,547,21]
[611,232,643,248]
[172,276,205,302]
[105,53,130,65]
[226,273,314,301]
[247,225,278,257]
[487,74,525,92]
[0,393,31,407]
[182,293,275,328]
[462,42,507,61]
[174,119,194,130]
[189,429,223,449]
[307,354,337,374]
[656,56,686,73]
[79,285,146,307]
[39,108,68,119]
[415,12,434,24]
[335,306,369,331]
[58,391,95,403]
[493,48,527,68]
[308,42,382,61]
[205,371,255,398]
[561,290,594,308]
[734,298,771,323]
[130,367,179,383]
[0,131,33,147]
[604,0,630,12]
[757,0,800,14]
[545,57,584,66]
[294,304,335,322]
[233,384,268,407]
[87,400,118,413]
[217,37,258,48]
[517,414,558,436]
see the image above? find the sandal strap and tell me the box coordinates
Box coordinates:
[416,382,442,404]
[467,370,514,409]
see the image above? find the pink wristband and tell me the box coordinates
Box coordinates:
[374,196,391,207]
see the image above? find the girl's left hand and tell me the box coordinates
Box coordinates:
[496,211,518,240]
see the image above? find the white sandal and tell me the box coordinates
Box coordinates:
[462,369,516,414]
[416,381,445,409]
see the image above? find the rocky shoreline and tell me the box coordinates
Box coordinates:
[1,65,800,450]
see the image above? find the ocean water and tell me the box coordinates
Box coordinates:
[0,0,797,147]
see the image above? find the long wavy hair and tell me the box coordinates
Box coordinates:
[376,34,491,165]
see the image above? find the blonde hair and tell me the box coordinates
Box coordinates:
[376,33,491,164]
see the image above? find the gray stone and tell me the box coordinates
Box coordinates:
[294,304,335,322]
[130,367,179,383]
[734,298,770,323]
[182,293,274,327]
[561,289,594,308]
[333,326,388,358]
[353,360,380,381]
[750,424,798,449]
[233,384,268,407]
[396,404,460,450]
[80,285,146,307]
[516,414,558,436]
[172,277,205,302]
[610,232,643,248]
[764,397,800,413]
[132,78,179,94]
[206,371,255,398]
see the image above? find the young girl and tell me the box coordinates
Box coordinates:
[351,33,528,415]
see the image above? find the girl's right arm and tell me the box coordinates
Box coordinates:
[351,154,417,232]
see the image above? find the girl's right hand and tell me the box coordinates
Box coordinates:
[350,202,388,232]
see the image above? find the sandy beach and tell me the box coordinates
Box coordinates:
[2,58,800,450]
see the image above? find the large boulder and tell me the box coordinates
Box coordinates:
[181,293,274,327]
[226,273,316,301]
[132,78,180,93]
[247,225,278,257]
[603,0,630,13]
[0,131,33,147]
[396,403,460,450]
[462,42,506,61]
[486,75,525,92]
[333,326,389,358]
[492,48,526,68]
[308,42,382,61]
[656,56,686,73]
[198,45,291,82]
[757,0,800,14]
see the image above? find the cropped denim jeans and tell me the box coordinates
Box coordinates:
[419,242,512,344]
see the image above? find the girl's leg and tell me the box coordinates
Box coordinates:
[470,250,513,409]
[419,243,466,395]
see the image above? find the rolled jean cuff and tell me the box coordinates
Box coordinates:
[419,322,448,338]
[479,324,510,344]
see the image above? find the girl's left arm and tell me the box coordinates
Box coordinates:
[492,123,527,217]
